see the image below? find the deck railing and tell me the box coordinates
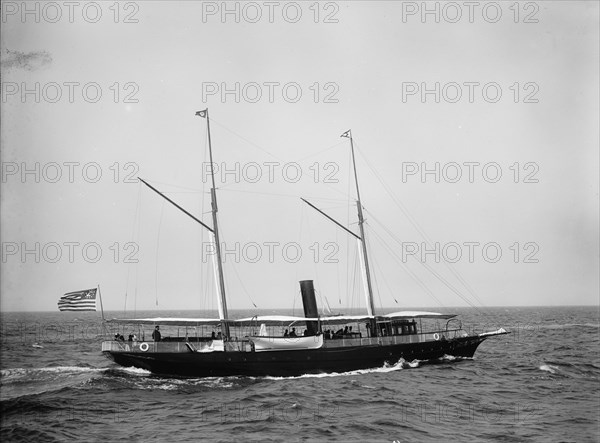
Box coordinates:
[102,339,252,353]
[321,328,466,348]
[102,340,197,353]
[102,329,469,353]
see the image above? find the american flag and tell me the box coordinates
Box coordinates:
[58,288,97,311]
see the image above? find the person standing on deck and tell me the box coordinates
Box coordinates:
[152,326,161,342]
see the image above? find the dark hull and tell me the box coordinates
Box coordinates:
[103,336,487,377]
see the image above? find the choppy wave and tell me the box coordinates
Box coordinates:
[0,366,106,401]
[539,364,560,374]
[127,375,239,391]
[1,365,104,380]
[97,366,246,392]
[0,365,239,400]
[538,323,600,330]
[109,366,151,376]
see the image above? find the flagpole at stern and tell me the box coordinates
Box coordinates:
[97,284,105,321]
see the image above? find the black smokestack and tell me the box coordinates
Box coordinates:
[299,280,319,335]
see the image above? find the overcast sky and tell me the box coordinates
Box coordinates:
[1,1,598,312]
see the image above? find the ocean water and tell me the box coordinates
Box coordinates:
[1,306,598,442]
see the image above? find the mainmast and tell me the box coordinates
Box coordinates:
[342,130,377,318]
[196,108,230,339]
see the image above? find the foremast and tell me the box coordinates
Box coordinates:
[342,130,377,318]
[196,108,230,339]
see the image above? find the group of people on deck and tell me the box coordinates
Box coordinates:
[114,333,139,342]
[280,326,360,339]
[113,326,161,342]
[283,328,299,337]
[324,325,360,340]
[283,327,318,337]
[113,324,367,343]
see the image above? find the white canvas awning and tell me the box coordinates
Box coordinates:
[235,315,319,326]
[319,315,372,324]
[381,311,457,320]
[105,311,456,327]
[105,317,222,326]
